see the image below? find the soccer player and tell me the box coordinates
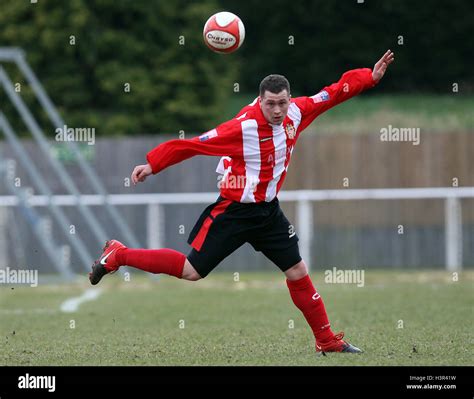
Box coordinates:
[89,50,395,354]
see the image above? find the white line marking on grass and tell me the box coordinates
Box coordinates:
[0,308,57,315]
[60,288,102,313]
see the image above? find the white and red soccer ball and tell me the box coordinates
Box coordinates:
[203,12,245,54]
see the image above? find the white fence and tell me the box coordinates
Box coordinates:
[1,187,473,271]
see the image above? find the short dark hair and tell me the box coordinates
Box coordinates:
[259,74,290,97]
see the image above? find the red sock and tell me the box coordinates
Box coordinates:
[286,275,334,343]
[116,248,186,279]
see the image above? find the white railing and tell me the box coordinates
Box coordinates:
[1,187,473,271]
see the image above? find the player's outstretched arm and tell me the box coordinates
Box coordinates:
[372,49,395,82]
[133,118,243,183]
[295,50,395,130]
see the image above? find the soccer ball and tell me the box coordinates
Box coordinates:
[203,11,245,54]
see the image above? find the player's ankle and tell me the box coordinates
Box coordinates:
[104,264,118,273]
[316,327,335,344]
[114,247,127,267]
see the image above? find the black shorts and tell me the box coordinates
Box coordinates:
[187,196,301,278]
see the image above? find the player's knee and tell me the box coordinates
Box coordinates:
[182,259,202,281]
[285,260,308,280]
[185,271,202,281]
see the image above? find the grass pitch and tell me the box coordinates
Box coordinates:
[0,270,472,366]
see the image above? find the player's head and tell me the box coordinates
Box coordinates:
[259,74,291,125]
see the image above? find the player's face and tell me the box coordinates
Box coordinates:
[260,90,291,125]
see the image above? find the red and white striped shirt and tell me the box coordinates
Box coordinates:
[147,68,377,203]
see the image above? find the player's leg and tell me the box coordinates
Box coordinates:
[89,197,244,284]
[181,258,202,281]
[249,200,361,353]
[258,245,334,345]
[281,257,331,343]
[283,257,362,353]
[89,240,220,284]
[89,239,194,285]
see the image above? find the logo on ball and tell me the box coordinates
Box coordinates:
[203,12,245,54]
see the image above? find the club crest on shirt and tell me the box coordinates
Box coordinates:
[285,123,296,139]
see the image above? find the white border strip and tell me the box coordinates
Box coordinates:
[0,187,473,206]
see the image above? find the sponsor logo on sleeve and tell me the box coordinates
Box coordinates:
[199,129,218,142]
[311,90,330,103]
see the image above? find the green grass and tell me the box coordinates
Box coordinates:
[225,94,474,133]
[0,270,472,366]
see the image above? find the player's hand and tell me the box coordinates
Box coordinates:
[372,50,395,82]
[131,163,153,185]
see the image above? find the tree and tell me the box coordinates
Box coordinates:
[0,0,240,136]
[220,0,472,94]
